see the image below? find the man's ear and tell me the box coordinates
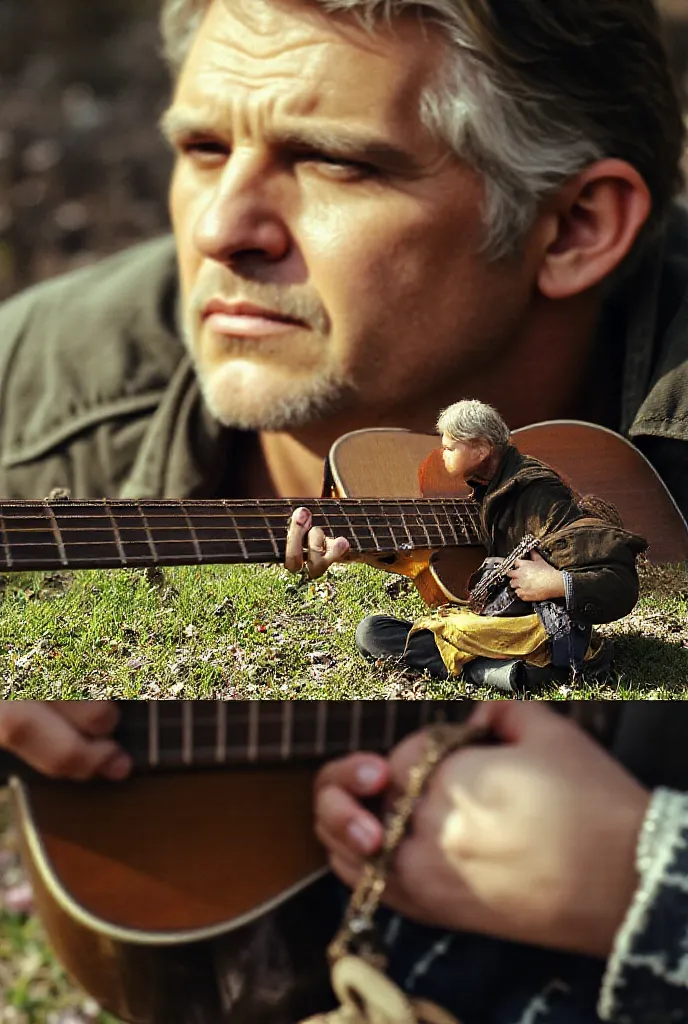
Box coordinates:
[537,159,652,300]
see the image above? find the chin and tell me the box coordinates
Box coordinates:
[199,362,357,432]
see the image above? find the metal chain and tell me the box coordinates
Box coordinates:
[327,720,491,970]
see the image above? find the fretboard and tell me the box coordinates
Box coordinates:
[0,498,483,572]
[113,700,470,772]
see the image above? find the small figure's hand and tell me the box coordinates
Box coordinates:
[285,506,350,580]
[314,702,649,959]
[507,550,565,602]
[0,702,132,781]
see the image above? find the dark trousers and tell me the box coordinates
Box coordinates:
[355,615,449,679]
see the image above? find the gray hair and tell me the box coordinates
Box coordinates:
[159,0,684,259]
[437,399,510,449]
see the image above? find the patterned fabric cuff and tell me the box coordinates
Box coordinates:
[598,788,688,1023]
[562,571,575,613]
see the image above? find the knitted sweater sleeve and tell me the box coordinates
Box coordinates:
[598,788,688,1024]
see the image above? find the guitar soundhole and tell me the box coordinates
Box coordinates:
[377,555,397,565]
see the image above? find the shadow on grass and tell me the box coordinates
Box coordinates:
[611,633,688,693]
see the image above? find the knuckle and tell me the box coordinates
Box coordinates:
[81,701,117,735]
[0,709,33,753]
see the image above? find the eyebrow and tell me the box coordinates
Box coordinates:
[159,108,426,176]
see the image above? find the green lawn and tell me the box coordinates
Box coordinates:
[0,559,687,1022]
[1,559,687,700]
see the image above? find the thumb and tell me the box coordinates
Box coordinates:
[468,700,561,744]
[529,551,547,564]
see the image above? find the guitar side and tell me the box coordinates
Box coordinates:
[9,770,336,1024]
[328,422,688,605]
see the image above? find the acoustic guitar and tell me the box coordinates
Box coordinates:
[0,700,631,1024]
[1,423,687,606]
[2,699,480,1024]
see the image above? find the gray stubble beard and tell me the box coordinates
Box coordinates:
[182,320,359,432]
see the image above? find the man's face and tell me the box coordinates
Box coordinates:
[440,433,490,481]
[167,0,537,432]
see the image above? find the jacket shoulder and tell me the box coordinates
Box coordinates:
[0,236,185,467]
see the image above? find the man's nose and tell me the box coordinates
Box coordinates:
[192,151,291,269]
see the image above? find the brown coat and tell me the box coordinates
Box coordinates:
[475,445,647,624]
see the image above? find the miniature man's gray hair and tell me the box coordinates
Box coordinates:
[437,400,510,450]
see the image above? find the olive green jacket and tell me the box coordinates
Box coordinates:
[476,445,647,623]
[1,206,688,514]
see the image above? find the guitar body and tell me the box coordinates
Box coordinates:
[10,768,336,1024]
[6,700,475,1024]
[328,422,688,603]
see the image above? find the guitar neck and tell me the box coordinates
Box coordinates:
[115,700,469,771]
[0,701,469,783]
[0,497,483,572]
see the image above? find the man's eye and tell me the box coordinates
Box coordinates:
[179,139,228,162]
[300,154,379,181]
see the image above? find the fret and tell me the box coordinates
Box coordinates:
[108,505,162,565]
[186,702,218,762]
[158,704,184,767]
[398,501,415,550]
[141,502,202,563]
[52,506,122,566]
[404,501,436,549]
[0,510,12,569]
[322,703,356,756]
[393,703,426,747]
[431,499,459,547]
[415,500,442,547]
[180,501,203,564]
[182,702,194,765]
[359,503,381,552]
[383,702,397,751]
[103,499,128,566]
[222,501,249,561]
[316,701,328,756]
[221,704,254,759]
[291,703,320,755]
[281,702,294,760]
[261,508,281,560]
[339,505,364,553]
[0,504,64,569]
[254,701,286,757]
[348,702,362,752]
[137,502,158,563]
[248,703,260,762]
[216,702,227,763]
[148,703,160,767]
[44,503,68,567]
[185,502,277,563]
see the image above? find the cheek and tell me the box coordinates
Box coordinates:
[170,164,206,304]
[301,190,489,343]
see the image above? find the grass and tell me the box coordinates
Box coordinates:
[1,559,687,700]
[0,558,687,1022]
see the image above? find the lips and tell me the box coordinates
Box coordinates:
[202,299,307,338]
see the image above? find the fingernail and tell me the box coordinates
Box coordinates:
[356,762,383,791]
[295,508,309,525]
[103,752,133,781]
[348,817,380,854]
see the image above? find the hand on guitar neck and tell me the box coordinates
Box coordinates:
[286,506,351,580]
[0,702,132,783]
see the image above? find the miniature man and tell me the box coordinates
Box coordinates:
[286,400,647,691]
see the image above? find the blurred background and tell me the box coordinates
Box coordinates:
[0,0,686,302]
